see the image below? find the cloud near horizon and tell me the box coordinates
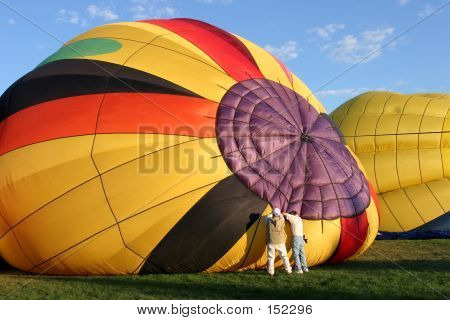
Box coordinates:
[264,40,300,62]
[87,4,119,21]
[130,0,176,20]
[309,23,397,64]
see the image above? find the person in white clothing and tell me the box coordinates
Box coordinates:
[265,208,292,276]
[283,211,308,273]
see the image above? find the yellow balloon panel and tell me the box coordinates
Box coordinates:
[124,44,236,102]
[34,226,143,275]
[374,151,400,193]
[12,178,116,265]
[443,148,450,177]
[119,183,215,257]
[355,113,380,136]
[420,116,445,133]
[101,138,231,221]
[354,135,375,154]
[404,95,430,115]
[419,148,443,182]
[67,22,172,44]
[397,149,421,187]
[347,93,373,116]
[356,152,378,192]
[397,133,418,150]
[364,92,392,114]
[0,136,97,226]
[419,132,441,149]
[398,115,422,134]
[378,180,450,232]
[92,133,196,173]
[302,218,341,266]
[424,98,450,117]
[233,34,292,88]
[376,114,401,135]
[378,194,403,231]
[375,135,396,152]
[0,213,9,237]
[403,183,445,222]
[339,114,361,137]
[0,231,34,271]
[329,96,357,126]
[379,190,422,231]
[427,179,450,210]
[383,93,408,116]
[151,34,225,72]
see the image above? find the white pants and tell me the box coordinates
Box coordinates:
[267,243,292,274]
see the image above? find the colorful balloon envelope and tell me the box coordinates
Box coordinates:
[0,19,379,275]
[331,92,450,235]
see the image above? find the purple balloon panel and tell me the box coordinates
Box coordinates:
[216,78,370,219]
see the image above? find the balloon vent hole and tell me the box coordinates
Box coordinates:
[301,132,312,142]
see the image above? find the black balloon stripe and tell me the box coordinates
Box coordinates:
[140,175,267,274]
[0,59,201,121]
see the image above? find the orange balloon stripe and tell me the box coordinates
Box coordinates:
[0,94,101,156]
[97,93,217,136]
[0,93,218,156]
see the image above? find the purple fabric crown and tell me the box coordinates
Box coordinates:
[216,78,370,220]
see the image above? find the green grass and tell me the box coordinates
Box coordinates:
[0,239,449,299]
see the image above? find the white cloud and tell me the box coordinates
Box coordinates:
[56,9,88,27]
[308,23,345,39]
[7,18,16,25]
[316,86,394,97]
[264,40,299,61]
[321,27,396,64]
[316,88,364,97]
[398,0,411,5]
[418,4,442,17]
[130,0,176,20]
[87,4,119,21]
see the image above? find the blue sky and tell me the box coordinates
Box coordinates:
[0,0,449,111]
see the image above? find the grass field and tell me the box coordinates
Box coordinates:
[0,239,449,300]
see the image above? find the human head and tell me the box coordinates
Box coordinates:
[273,208,281,216]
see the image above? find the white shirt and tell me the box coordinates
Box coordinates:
[285,214,303,236]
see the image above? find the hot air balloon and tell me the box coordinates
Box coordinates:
[330,92,450,237]
[0,19,379,275]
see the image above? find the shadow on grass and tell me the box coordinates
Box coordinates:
[44,276,371,300]
[319,259,450,272]
[40,258,449,300]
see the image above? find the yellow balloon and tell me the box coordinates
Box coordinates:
[331,92,450,233]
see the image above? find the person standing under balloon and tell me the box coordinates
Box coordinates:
[283,211,308,274]
[265,208,292,276]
